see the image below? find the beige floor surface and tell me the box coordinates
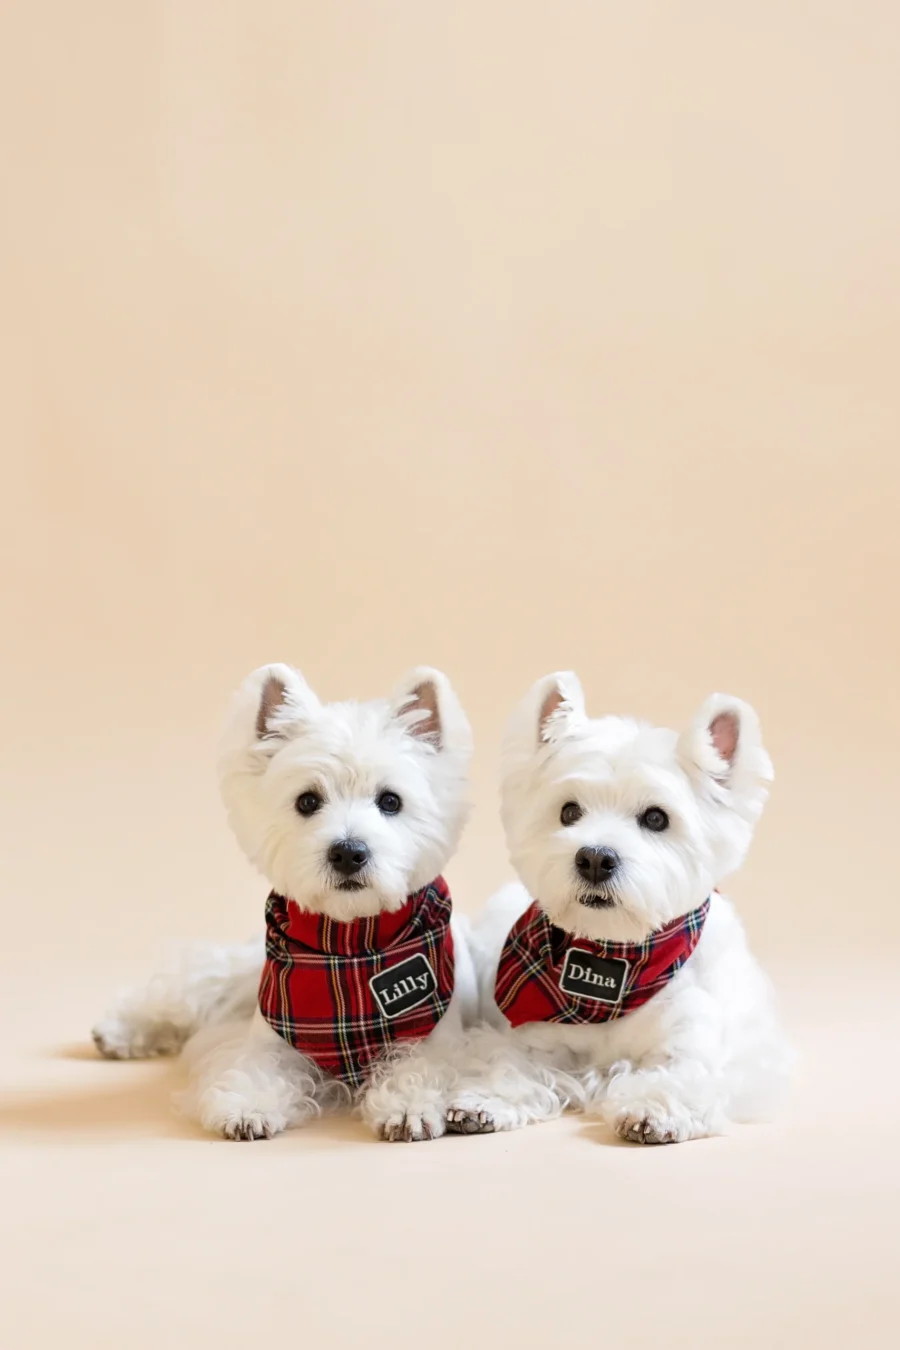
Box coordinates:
[1,958,897,1350]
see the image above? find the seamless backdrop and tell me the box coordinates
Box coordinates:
[1,4,899,1348]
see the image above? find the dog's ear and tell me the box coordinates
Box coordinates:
[533,671,586,744]
[536,672,586,744]
[677,694,773,822]
[224,663,319,752]
[390,667,473,758]
[504,671,586,758]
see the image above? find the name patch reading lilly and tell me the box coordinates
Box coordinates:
[369,953,438,1019]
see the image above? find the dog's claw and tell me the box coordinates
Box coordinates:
[380,1114,438,1143]
[223,1114,277,1142]
[445,1108,496,1135]
[615,1113,679,1145]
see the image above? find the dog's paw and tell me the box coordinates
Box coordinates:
[221,1110,285,1142]
[445,1108,496,1135]
[445,1095,530,1135]
[91,1017,183,1061]
[608,1101,695,1145]
[377,1106,445,1143]
[196,1086,289,1142]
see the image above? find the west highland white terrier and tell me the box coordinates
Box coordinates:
[92,664,477,1142]
[446,672,789,1143]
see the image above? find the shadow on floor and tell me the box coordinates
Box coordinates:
[0,1041,380,1147]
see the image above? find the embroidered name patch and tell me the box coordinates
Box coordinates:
[560,948,628,1004]
[369,953,438,1020]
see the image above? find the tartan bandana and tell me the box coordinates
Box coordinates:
[495,897,710,1028]
[259,876,454,1088]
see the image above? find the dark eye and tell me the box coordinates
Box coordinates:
[639,807,669,833]
[560,801,583,827]
[376,791,402,816]
[295,791,323,817]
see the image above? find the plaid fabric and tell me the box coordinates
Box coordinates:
[495,897,711,1028]
[259,877,454,1088]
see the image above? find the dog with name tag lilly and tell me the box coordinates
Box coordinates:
[448,672,789,1144]
[92,663,478,1143]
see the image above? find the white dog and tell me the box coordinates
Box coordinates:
[92,663,477,1143]
[446,673,789,1144]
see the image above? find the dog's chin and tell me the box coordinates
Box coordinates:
[546,889,658,944]
[317,876,411,922]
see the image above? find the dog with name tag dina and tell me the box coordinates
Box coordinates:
[92,663,478,1143]
[446,673,790,1144]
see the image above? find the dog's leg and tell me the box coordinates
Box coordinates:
[181,1009,348,1141]
[92,937,263,1060]
[577,982,735,1144]
[444,1026,575,1135]
[360,1037,458,1143]
[360,976,480,1143]
[592,1055,729,1144]
[595,1029,790,1144]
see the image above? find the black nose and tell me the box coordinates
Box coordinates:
[328,838,370,877]
[575,845,620,886]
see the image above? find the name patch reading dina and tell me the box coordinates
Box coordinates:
[369,953,438,1020]
[559,948,629,1004]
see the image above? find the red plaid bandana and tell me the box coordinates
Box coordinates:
[495,897,710,1028]
[258,877,454,1088]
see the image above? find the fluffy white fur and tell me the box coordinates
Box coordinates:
[92,664,477,1142]
[446,674,790,1144]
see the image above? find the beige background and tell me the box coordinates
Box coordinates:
[1,3,898,1347]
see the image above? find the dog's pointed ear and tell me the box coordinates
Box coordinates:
[224,663,319,753]
[390,667,472,757]
[504,671,586,759]
[677,694,773,822]
[536,672,586,744]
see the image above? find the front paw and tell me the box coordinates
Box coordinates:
[608,1101,696,1145]
[445,1094,531,1135]
[377,1106,445,1143]
[198,1089,288,1142]
[221,1110,285,1142]
[445,1108,496,1135]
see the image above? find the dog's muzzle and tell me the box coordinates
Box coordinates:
[328,838,371,890]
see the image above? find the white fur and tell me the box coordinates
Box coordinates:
[93,664,477,1142]
[448,676,790,1144]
